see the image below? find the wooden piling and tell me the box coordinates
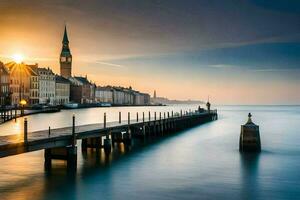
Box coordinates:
[104,113,106,128]
[24,118,28,143]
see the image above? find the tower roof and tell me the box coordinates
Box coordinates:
[63,25,69,44]
[61,25,71,56]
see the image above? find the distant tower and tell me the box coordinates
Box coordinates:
[154,90,157,99]
[60,25,72,78]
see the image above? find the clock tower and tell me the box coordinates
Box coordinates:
[60,25,72,78]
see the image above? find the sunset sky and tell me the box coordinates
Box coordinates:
[0,0,299,104]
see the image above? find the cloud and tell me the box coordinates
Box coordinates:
[209,64,236,69]
[95,61,126,68]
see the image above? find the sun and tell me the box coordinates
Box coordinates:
[12,54,24,64]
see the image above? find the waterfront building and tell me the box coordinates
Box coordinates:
[69,76,93,104]
[60,25,72,78]
[90,83,96,103]
[37,68,55,105]
[142,92,151,105]
[111,86,150,105]
[95,86,113,103]
[134,92,144,105]
[55,75,70,105]
[134,92,150,105]
[0,62,10,107]
[27,64,39,105]
[123,87,135,105]
[6,62,34,106]
[112,87,126,105]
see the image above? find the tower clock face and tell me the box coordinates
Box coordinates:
[67,57,72,62]
[61,57,66,62]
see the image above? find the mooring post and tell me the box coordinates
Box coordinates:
[154,112,157,121]
[48,126,51,137]
[24,118,28,143]
[69,114,77,170]
[167,112,170,131]
[148,111,151,121]
[128,112,130,125]
[164,112,166,119]
[72,114,76,146]
[143,112,145,123]
[119,111,121,124]
[159,112,162,134]
[14,106,17,122]
[180,110,182,117]
[137,112,139,122]
[104,112,106,128]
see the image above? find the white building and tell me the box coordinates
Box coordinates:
[95,86,113,103]
[55,75,70,105]
[37,68,55,105]
[112,87,125,105]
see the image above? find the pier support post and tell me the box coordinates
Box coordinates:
[119,112,121,124]
[44,114,77,170]
[123,128,132,146]
[104,133,112,154]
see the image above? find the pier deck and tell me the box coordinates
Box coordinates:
[0,110,218,166]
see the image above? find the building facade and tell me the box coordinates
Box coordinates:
[95,86,113,103]
[6,62,33,106]
[37,68,55,105]
[60,26,72,78]
[28,64,39,105]
[134,92,149,105]
[69,76,94,104]
[55,75,70,105]
[0,62,10,107]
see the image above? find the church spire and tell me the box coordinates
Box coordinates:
[63,25,69,44]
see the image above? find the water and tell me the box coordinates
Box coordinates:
[0,105,299,200]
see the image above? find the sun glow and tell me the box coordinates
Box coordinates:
[12,54,24,64]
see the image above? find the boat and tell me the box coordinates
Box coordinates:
[100,103,112,107]
[63,103,79,109]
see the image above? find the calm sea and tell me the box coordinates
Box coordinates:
[0,105,299,200]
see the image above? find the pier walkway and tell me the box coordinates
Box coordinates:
[0,109,218,169]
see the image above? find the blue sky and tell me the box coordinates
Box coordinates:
[0,0,299,104]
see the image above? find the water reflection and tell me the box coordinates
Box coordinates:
[239,152,261,200]
[1,105,300,200]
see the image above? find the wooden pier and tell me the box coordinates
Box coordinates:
[0,109,217,169]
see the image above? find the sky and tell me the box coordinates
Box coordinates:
[0,0,299,104]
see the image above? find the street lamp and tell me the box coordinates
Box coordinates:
[20,99,27,116]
